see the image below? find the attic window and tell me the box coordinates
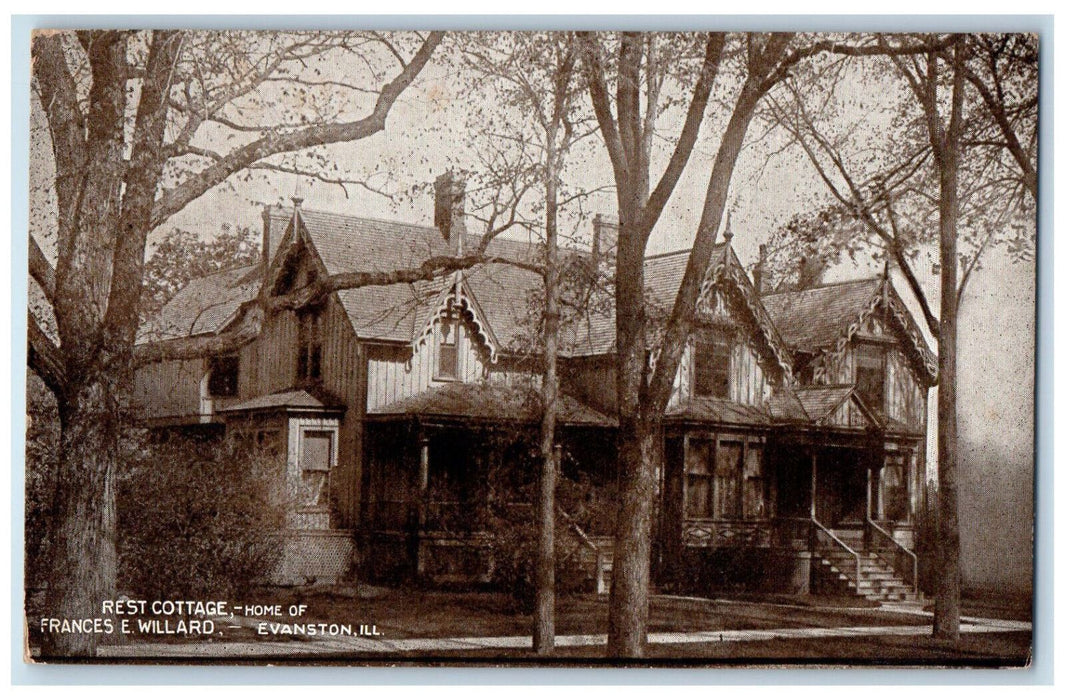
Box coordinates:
[855,342,886,412]
[693,335,730,399]
[436,317,460,381]
[297,309,324,382]
[207,355,239,397]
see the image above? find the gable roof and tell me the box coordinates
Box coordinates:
[137,264,260,343]
[274,206,546,350]
[562,245,793,380]
[761,278,883,350]
[144,204,929,388]
[762,277,938,384]
[216,388,344,414]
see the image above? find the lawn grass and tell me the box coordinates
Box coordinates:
[262,587,999,640]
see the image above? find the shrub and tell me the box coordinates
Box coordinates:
[117,434,287,600]
[485,471,610,613]
[24,374,59,593]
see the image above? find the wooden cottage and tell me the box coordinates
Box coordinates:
[134,178,936,601]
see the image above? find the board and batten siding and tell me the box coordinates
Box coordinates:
[815,343,926,430]
[666,333,773,410]
[234,294,365,529]
[132,357,207,420]
[365,315,530,412]
[317,296,364,530]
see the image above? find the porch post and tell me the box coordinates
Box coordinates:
[866,467,873,521]
[809,449,818,521]
[416,433,430,576]
[908,449,917,523]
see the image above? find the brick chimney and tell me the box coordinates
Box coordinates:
[752,243,767,296]
[434,172,466,254]
[261,204,276,270]
[591,213,619,265]
[797,251,826,290]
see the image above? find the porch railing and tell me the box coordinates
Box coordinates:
[866,519,919,593]
[811,516,862,589]
[558,507,611,594]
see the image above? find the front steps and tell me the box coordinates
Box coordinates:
[814,529,922,604]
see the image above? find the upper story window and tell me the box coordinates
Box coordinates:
[693,335,730,399]
[436,317,460,380]
[207,355,239,397]
[855,342,887,412]
[297,309,323,382]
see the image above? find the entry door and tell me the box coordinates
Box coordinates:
[776,449,811,519]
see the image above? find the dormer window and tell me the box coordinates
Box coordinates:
[297,309,323,382]
[207,355,239,397]
[855,342,886,412]
[693,335,730,399]
[436,317,460,380]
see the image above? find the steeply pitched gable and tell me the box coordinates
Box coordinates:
[762,276,938,384]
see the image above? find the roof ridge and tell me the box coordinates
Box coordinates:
[271,205,441,234]
[186,263,260,282]
[644,243,726,262]
[762,276,881,298]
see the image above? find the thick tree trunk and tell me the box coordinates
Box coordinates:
[534,150,561,655]
[606,195,656,657]
[933,149,962,643]
[607,413,661,657]
[39,378,120,658]
[931,39,966,643]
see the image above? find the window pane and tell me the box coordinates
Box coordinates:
[694,338,730,398]
[438,344,458,379]
[685,440,712,475]
[438,320,459,379]
[743,445,765,518]
[713,441,743,518]
[856,344,885,410]
[684,440,712,518]
[299,432,332,507]
[685,477,711,518]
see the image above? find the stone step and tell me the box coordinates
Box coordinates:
[814,554,918,603]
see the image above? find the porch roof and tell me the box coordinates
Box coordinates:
[366,383,615,427]
[216,389,344,415]
[664,395,774,427]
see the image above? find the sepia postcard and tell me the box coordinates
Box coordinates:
[23,25,1038,668]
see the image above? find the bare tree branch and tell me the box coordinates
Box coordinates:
[29,235,57,302]
[150,31,444,229]
[28,310,66,395]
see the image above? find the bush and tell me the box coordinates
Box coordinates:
[25,374,60,593]
[485,473,611,614]
[117,434,287,600]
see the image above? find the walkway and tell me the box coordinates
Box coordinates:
[98,615,1030,658]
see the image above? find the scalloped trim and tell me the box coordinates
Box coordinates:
[813,280,938,385]
[410,281,499,363]
[697,256,795,383]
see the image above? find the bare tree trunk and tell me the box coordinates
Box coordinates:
[608,412,661,657]
[606,200,654,656]
[534,142,562,655]
[926,37,967,643]
[933,117,962,643]
[39,378,119,658]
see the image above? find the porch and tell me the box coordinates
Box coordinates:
[360,383,617,585]
[662,420,924,601]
